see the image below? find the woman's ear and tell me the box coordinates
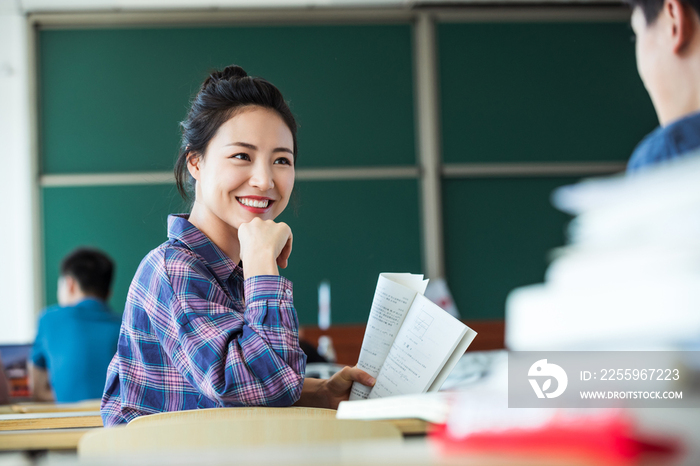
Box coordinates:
[186,152,202,181]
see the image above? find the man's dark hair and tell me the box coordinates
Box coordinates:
[60,248,114,301]
[627,0,700,24]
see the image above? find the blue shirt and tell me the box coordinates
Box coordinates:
[627,110,700,173]
[32,298,121,403]
[101,215,305,426]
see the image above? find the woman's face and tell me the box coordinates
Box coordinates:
[188,106,295,231]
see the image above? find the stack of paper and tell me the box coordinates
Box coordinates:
[506,153,700,350]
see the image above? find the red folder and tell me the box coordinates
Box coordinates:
[431,412,680,465]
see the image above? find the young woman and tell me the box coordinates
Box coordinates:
[101,65,374,426]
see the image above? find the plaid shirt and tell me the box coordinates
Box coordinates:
[101,215,306,426]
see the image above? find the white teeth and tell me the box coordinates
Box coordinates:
[238,198,269,208]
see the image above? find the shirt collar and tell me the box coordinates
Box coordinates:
[662,109,700,132]
[72,297,111,312]
[167,214,241,281]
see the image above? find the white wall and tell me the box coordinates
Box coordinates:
[0,4,39,344]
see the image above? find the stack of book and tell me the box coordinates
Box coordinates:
[506,153,700,350]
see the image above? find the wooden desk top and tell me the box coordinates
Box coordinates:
[0,405,14,414]
[0,411,103,431]
[10,400,101,414]
[0,427,96,451]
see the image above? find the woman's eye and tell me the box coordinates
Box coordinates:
[231,153,250,161]
[274,157,292,165]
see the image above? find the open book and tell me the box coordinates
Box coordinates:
[349,273,477,401]
[338,392,451,423]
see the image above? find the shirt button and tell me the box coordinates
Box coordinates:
[285,289,292,296]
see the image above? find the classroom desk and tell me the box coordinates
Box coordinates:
[0,427,95,451]
[10,400,101,414]
[0,412,423,453]
[6,437,655,466]
[0,411,102,431]
[3,409,697,464]
[10,438,441,465]
[0,409,423,434]
[0,411,103,451]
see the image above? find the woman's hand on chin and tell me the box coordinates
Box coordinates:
[238,218,293,279]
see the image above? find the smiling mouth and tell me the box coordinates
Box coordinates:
[237,197,272,209]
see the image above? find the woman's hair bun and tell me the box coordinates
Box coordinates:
[201,65,248,90]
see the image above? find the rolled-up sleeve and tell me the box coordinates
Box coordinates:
[151,249,306,407]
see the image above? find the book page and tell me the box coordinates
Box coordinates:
[349,273,428,400]
[336,392,451,423]
[367,294,469,399]
[427,325,477,392]
[379,273,429,293]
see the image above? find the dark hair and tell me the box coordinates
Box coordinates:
[60,248,114,301]
[626,0,700,24]
[174,65,298,199]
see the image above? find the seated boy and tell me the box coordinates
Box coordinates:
[31,248,121,403]
[627,0,700,171]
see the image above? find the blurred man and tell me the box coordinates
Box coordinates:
[627,0,700,172]
[31,248,121,402]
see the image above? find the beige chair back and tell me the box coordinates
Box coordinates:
[78,418,402,457]
[127,406,336,428]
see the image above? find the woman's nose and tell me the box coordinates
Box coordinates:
[249,163,275,191]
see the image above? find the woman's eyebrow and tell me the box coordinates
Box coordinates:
[226,142,257,149]
[226,142,293,155]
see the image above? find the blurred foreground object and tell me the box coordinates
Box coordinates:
[433,401,680,466]
[507,152,700,350]
[431,352,686,465]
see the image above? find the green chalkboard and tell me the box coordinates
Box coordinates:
[39,19,660,327]
[443,177,577,320]
[42,179,421,324]
[277,179,422,324]
[39,24,415,174]
[439,22,658,163]
[42,184,187,315]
